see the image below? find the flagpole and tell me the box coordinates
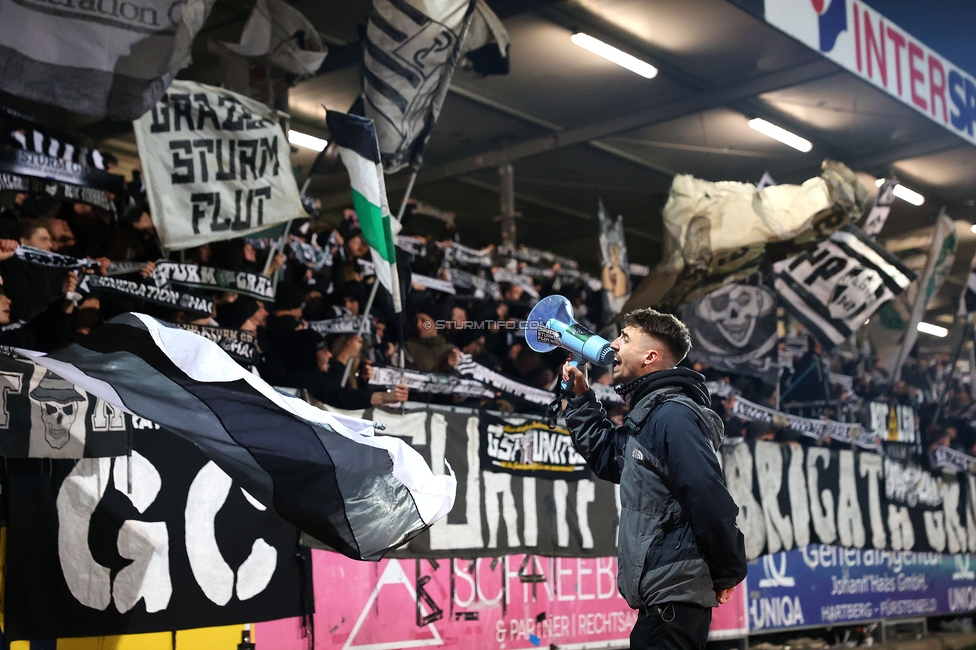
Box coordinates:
[933,316,972,426]
[396,169,418,222]
[340,168,419,388]
[262,178,313,275]
[395,168,419,391]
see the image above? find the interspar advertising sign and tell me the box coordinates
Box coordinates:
[756,0,976,146]
[254,551,749,649]
[749,545,976,633]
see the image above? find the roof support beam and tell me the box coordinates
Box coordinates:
[454,175,660,243]
[318,59,839,209]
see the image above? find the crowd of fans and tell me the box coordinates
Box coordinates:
[0,156,606,415]
[0,145,972,468]
[697,333,975,461]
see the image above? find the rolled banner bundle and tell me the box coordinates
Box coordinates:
[17,313,456,561]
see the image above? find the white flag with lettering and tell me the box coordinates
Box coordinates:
[0,0,216,119]
[133,80,303,250]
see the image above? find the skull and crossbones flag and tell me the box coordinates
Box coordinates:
[15,312,457,561]
[774,224,915,348]
[681,283,780,384]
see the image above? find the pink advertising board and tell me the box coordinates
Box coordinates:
[255,550,748,649]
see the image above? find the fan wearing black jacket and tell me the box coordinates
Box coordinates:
[562,308,747,650]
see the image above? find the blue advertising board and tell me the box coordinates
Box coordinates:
[748,546,976,632]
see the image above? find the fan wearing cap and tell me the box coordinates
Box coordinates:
[29,372,85,450]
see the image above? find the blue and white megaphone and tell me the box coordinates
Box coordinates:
[525,295,615,391]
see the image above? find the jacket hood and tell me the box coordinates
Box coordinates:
[616,367,710,407]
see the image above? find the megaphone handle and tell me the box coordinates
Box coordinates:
[562,354,584,392]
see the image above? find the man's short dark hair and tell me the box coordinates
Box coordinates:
[621,308,692,363]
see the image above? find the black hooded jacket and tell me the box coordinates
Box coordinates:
[565,367,747,609]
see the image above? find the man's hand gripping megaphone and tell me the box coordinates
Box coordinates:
[524,295,615,426]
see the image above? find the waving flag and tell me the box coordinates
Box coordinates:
[361,0,508,173]
[0,0,216,119]
[597,199,631,317]
[774,224,915,348]
[17,313,455,560]
[327,110,403,312]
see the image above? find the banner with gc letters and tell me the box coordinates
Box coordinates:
[1,364,972,563]
[4,428,312,640]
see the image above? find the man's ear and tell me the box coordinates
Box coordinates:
[641,349,658,367]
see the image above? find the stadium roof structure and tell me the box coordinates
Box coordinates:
[97,0,976,328]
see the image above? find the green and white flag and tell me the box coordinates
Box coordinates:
[326,111,402,312]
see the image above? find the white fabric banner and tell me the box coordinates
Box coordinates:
[133,80,303,250]
[0,0,216,119]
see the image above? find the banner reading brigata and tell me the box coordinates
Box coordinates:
[751,0,976,147]
[133,80,303,250]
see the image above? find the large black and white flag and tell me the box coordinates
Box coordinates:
[17,313,456,561]
[774,224,915,348]
[0,0,217,119]
[361,0,508,173]
[133,80,304,249]
[682,283,780,384]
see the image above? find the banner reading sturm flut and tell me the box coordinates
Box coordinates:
[4,428,312,641]
[133,80,303,250]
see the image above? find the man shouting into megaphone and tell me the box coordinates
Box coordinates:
[561,308,747,650]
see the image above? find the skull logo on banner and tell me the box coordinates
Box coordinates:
[684,284,778,381]
[28,369,86,456]
[693,284,776,351]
